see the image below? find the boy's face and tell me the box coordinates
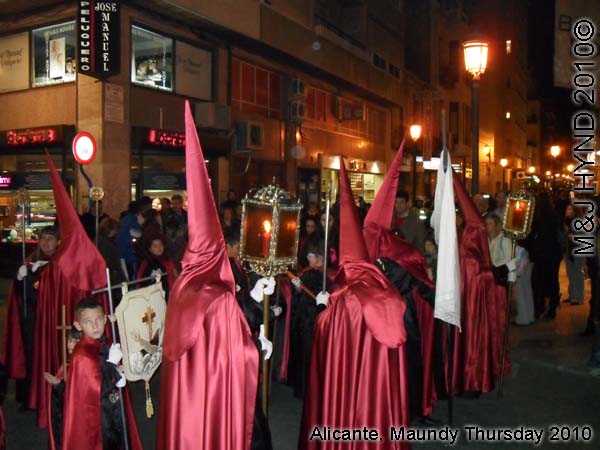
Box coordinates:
[74,307,106,340]
[39,233,60,257]
[149,239,164,257]
[307,252,323,268]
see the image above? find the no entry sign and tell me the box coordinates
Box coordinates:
[72,132,97,165]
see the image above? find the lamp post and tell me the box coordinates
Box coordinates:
[410,124,422,203]
[550,145,560,189]
[463,39,489,195]
[500,158,508,191]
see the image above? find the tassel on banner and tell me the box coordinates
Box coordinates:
[145,380,154,418]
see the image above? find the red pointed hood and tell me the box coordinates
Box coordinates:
[335,156,406,348]
[163,101,240,361]
[364,138,405,231]
[452,171,492,267]
[452,171,483,225]
[45,151,106,291]
[338,156,369,264]
[361,139,433,287]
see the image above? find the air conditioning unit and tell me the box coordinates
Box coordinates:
[235,121,263,151]
[289,100,306,123]
[195,102,231,130]
[289,78,306,99]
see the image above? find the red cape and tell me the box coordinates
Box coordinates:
[449,175,509,394]
[299,261,410,450]
[62,335,141,450]
[157,281,259,450]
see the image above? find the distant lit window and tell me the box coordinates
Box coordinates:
[32,21,77,87]
[131,26,173,92]
[505,111,511,119]
[506,40,512,55]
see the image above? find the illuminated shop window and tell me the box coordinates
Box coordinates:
[131,25,173,92]
[32,21,77,87]
[506,40,512,54]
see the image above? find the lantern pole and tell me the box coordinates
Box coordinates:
[322,180,331,294]
[262,271,271,416]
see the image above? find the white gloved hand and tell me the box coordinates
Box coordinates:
[291,277,302,289]
[258,324,273,360]
[316,291,330,307]
[115,367,126,388]
[264,277,276,295]
[107,343,123,365]
[250,278,269,302]
[508,271,517,283]
[271,305,283,317]
[17,264,28,281]
[31,260,49,273]
[505,258,518,272]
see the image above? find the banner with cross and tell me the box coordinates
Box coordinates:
[115,279,166,417]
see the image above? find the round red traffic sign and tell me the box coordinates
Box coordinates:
[72,132,97,165]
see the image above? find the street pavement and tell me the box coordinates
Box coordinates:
[1,262,599,449]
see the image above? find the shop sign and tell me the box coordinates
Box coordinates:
[0,173,52,190]
[143,172,186,191]
[78,1,120,78]
[148,129,185,148]
[0,33,29,93]
[175,41,212,101]
[2,127,62,147]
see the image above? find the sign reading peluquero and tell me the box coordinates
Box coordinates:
[78,1,120,78]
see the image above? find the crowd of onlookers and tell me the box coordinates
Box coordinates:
[78,186,599,346]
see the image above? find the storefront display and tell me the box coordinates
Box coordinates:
[32,21,77,87]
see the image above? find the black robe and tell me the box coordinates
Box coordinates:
[288,267,331,399]
[229,258,273,450]
[375,257,442,419]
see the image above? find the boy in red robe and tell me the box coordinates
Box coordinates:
[62,298,142,450]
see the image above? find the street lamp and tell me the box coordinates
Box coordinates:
[463,39,489,195]
[528,166,535,174]
[500,158,508,191]
[409,124,422,203]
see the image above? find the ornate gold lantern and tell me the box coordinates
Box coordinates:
[502,191,535,239]
[240,183,302,277]
[239,181,302,415]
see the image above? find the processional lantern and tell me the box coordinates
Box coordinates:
[502,190,535,239]
[239,181,302,416]
[498,187,535,399]
[240,182,302,277]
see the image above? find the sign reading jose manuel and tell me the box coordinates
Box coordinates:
[78,1,120,78]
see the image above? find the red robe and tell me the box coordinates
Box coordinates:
[364,224,437,416]
[62,335,142,450]
[450,176,509,394]
[157,280,259,450]
[299,261,410,450]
